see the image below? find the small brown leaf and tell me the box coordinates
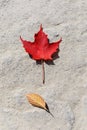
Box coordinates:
[26,93,54,117]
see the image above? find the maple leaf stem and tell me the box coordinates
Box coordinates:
[41,60,45,84]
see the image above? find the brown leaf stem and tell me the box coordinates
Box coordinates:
[41,60,45,84]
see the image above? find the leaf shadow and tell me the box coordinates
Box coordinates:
[45,103,54,118]
[36,49,60,65]
[33,102,54,118]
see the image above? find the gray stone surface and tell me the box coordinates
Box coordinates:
[0,0,87,130]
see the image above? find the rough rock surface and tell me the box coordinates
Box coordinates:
[0,0,87,130]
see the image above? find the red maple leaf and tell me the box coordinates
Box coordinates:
[20,25,62,83]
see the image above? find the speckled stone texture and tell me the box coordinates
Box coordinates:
[0,0,87,130]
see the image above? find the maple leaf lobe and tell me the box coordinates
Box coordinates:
[20,25,62,60]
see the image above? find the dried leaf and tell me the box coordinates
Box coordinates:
[26,93,54,117]
[26,93,46,110]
